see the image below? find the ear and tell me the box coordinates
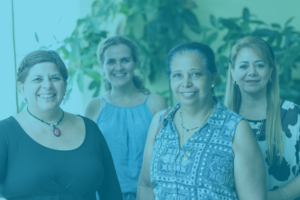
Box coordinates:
[269,67,274,79]
[134,61,138,70]
[63,81,68,96]
[211,72,217,85]
[17,81,26,99]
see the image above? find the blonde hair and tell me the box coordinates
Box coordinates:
[225,36,284,165]
[96,36,149,94]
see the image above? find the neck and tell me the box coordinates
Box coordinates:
[180,96,215,123]
[27,106,63,124]
[110,80,140,98]
[239,90,268,119]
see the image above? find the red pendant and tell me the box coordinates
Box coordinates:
[53,128,61,137]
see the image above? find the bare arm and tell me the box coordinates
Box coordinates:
[137,112,161,200]
[267,175,300,200]
[84,97,101,123]
[233,120,267,200]
[147,94,168,116]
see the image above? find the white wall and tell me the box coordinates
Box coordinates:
[0,0,18,120]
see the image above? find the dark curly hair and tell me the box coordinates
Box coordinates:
[17,50,68,83]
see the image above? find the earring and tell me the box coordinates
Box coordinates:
[22,98,27,104]
[269,78,272,83]
[211,84,214,88]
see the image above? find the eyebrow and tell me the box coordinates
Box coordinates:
[239,60,264,64]
[31,73,61,77]
[171,68,202,73]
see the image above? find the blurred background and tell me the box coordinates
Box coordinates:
[1,0,300,120]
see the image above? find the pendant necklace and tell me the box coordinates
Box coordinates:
[255,119,265,141]
[27,107,64,137]
[180,101,215,161]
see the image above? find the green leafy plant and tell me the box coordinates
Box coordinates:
[36,0,201,105]
[32,4,300,108]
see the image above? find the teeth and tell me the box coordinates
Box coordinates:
[39,94,55,98]
[181,92,196,97]
[114,74,126,77]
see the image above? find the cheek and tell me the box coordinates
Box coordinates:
[170,80,179,93]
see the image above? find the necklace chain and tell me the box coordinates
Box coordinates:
[27,107,64,137]
[180,101,215,161]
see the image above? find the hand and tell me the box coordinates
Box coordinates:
[268,189,286,200]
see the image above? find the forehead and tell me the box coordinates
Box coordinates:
[236,48,263,62]
[104,44,132,59]
[171,52,205,71]
[28,62,60,75]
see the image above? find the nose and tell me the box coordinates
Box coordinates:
[182,75,193,88]
[248,65,258,76]
[42,78,52,89]
[115,61,124,71]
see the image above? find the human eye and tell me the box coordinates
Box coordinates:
[256,63,265,68]
[33,78,42,82]
[121,58,130,63]
[51,77,61,81]
[239,64,248,69]
[172,73,181,78]
[191,72,202,77]
[106,60,115,65]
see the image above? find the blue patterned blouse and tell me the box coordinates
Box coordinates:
[150,99,243,200]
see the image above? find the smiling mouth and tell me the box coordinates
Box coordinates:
[38,94,56,99]
[180,92,197,97]
[113,73,126,77]
[246,80,260,84]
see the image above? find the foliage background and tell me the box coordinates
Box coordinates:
[35,0,300,111]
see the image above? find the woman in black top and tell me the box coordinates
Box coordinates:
[0,50,122,200]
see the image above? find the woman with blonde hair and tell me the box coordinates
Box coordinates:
[84,36,167,200]
[225,36,300,200]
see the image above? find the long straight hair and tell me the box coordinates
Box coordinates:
[225,36,284,165]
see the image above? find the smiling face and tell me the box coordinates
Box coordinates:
[18,62,67,112]
[102,44,137,88]
[231,48,273,96]
[170,53,216,106]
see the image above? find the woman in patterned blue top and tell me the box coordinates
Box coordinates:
[137,42,267,200]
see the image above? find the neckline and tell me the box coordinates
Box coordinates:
[102,94,150,108]
[246,118,266,123]
[104,101,147,108]
[10,115,87,152]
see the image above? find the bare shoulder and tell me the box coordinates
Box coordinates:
[84,97,101,122]
[148,93,168,115]
[232,119,257,153]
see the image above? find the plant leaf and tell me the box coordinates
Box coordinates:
[243,8,250,22]
[77,73,84,93]
[210,14,216,27]
[82,68,101,82]
[285,17,294,26]
[219,18,240,30]
[35,32,39,43]
[271,23,281,29]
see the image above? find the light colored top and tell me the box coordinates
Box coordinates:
[247,100,300,191]
[150,99,243,200]
[96,94,153,194]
